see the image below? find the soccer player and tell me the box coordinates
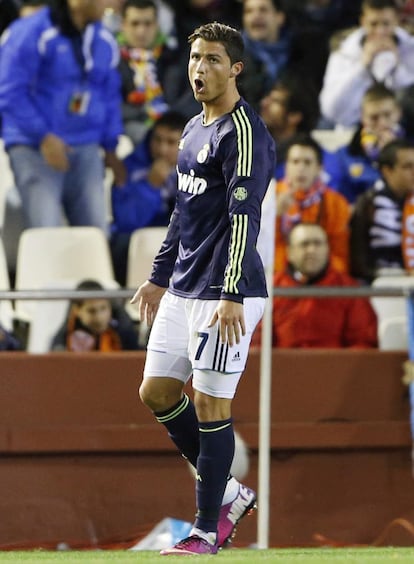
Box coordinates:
[131,22,275,556]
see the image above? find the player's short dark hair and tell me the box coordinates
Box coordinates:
[285,133,323,165]
[188,22,244,65]
[122,0,157,17]
[153,111,187,133]
[362,83,397,105]
[361,0,397,12]
[377,139,414,170]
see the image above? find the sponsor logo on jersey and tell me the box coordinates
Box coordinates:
[232,351,241,362]
[197,144,209,163]
[234,186,248,201]
[177,168,207,195]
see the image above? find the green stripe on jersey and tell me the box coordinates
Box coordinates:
[224,213,248,294]
[232,106,253,177]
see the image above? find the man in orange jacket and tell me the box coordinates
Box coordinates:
[275,133,350,273]
[253,223,378,348]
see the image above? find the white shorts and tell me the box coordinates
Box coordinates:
[143,292,265,399]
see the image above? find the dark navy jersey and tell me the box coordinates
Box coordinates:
[149,98,276,302]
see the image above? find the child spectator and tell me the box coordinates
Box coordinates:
[324,84,405,204]
[275,134,350,273]
[51,279,139,352]
[117,0,178,144]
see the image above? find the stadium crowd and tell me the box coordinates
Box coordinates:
[1,0,414,351]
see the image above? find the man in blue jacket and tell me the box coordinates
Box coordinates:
[0,0,125,231]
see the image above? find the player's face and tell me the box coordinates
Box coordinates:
[362,98,401,135]
[188,38,236,104]
[122,6,158,49]
[76,299,113,335]
[260,87,289,131]
[150,125,182,166]
[285,145,321,191]
[288,225,329,276]
[360,8,398,40]
[383,148,414,195]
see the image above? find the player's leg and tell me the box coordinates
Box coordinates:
[139,293,198,466]
[161,297,264,555]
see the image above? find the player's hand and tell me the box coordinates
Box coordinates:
[130,281,166,326]
[40,133,70,172]
[208,300,246,346]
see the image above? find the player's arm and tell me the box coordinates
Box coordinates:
[130,205,180,323]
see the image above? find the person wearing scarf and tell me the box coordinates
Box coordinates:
[275,134,351,273]
[51,280,139,352]
[350,138,414,283]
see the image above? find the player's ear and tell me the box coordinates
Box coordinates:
[230,61,243,78]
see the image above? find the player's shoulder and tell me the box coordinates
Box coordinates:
[220,98,272,139]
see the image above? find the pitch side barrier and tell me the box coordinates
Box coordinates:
[1,285,413,550]
[0,285,410,301]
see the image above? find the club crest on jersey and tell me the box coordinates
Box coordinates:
[197,144,209,163]
[234,186,248,201]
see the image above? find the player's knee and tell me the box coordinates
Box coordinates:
[139,378,182,412]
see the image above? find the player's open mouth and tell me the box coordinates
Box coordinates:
[194,78,205,93]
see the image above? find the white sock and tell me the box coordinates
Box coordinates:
[221,477,240,505]
[190,527,217,545]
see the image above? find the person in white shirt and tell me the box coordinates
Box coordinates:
[319,0,414,128]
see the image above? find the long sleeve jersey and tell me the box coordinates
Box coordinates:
[149,98,276,303]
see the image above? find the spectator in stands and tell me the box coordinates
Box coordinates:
[0,0,125,232]
[275,134,350,274]
[252,223,378,348]
[110,110,186,285]
[117,0,178,145]
[319,0,414,128]
[259,73,320,180]
[350,138,414,283]
[240,0,328,108]
[324,84,404,204]
[51,279,139,351]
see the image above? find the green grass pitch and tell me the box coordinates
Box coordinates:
[0,548,414,563]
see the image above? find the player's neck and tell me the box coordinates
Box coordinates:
[202,88,241,125]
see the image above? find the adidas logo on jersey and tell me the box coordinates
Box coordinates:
[177,168,207,195]
[232,351,241,362]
